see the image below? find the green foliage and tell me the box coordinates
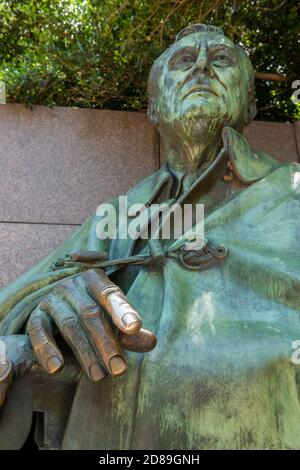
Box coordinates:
[0,0,299,121]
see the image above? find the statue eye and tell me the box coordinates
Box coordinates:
[169,52,195,71]
[182,55,194,62]
[213,53,233,66]
[179,55,194,68]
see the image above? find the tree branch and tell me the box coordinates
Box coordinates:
[255,72,287,82]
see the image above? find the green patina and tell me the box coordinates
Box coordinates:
[1,24,300,449]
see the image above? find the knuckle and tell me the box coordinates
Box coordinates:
[39,297,52,311]
[60,317,90,353]
[83,269,97,280]
[87,268,99,276]
[28,325,48,349]
[27,315,42,331]
[60,317,79,331]
[54,277,77,295]
[53,285,67,296]
[60,318,90,354]
[79,304,100,320]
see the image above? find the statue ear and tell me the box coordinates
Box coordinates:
[148,97,158,125]
[246,89,257,124]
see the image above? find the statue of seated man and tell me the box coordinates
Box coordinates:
[1,23,300,450]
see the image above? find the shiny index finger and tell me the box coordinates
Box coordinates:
[83,269,142,335]
[58,280,127,377]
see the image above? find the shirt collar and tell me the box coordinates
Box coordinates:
[126,126,280,207]
[167,126,280,193]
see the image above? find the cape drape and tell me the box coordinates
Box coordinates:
[1,128,300,449]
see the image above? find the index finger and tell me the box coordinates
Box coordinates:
[83,269,142,335]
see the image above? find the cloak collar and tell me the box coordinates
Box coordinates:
[126,126,280,208]
[222,127,280,184]
[110,127,280,262]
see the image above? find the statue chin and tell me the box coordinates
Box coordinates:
[180,98,227,122]
[169,106,226,142]
[156,96,229,142]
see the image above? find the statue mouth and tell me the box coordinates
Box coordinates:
[183,85,218,99]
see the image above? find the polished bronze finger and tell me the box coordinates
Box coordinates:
[58,281,127,377]
[41,293,105,382]
[0,358,13,408]
[83,269,142,335]
[119,328,157,353]
[83,314,127,377]
[27,306,64,375]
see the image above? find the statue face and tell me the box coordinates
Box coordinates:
[151,32,252,138]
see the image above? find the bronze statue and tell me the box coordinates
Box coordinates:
[1,23,300,450]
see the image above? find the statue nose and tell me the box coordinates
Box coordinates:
[191,42,210,76]
[192,54,209,75]
[198,57,209,72]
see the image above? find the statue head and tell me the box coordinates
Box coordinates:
[148,24,256,169]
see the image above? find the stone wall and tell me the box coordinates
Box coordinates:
[0,104,299,287]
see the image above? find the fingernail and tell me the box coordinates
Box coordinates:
[46,356,63,374]
[89,362,106,382]
[108,355,127,376]
[122,313,141,333]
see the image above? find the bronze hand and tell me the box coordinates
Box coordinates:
[0,269,156,410]
[27,268,156,379]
